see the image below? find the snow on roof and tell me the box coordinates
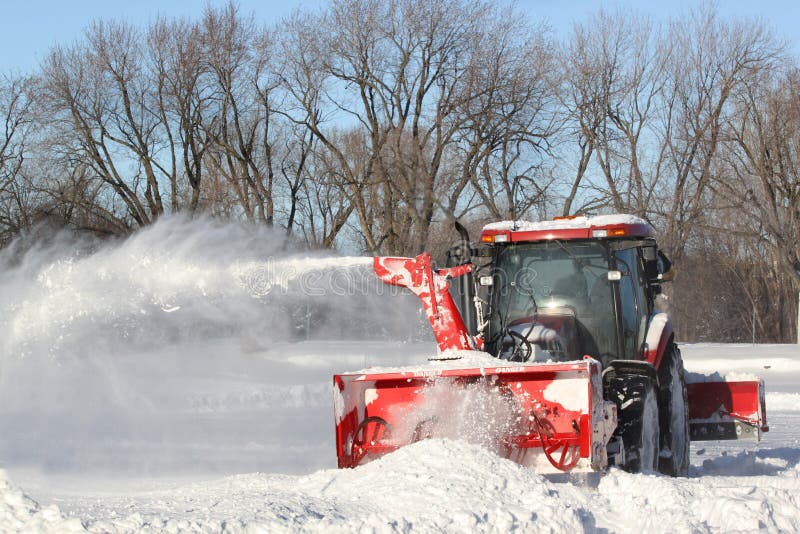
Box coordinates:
[482,214,651,233]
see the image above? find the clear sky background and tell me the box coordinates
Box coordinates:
[1,0,799,74]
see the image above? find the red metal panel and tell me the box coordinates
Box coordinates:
[687,380,765,425]
[373,254,472,352]
[479,220,654,244]
[642,319,673,370]
[509,228,590,242]
[333,359,615,472]
[686,379,768,441]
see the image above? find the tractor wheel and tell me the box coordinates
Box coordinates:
[607,375,660,473]
[657,345,690,476]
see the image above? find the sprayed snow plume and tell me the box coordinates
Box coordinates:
[0,216,426,476]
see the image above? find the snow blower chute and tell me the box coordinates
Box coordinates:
[333,215,768,475]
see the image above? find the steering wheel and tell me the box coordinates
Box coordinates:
[503,329,533,362]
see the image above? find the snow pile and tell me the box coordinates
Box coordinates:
[0,470,83,532]
[12,435,800,532]
[55,440,595,533]
[289,440,590,532]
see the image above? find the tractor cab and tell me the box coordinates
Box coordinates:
[477,215,664,366]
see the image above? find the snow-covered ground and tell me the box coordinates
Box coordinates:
[1,218,798,532]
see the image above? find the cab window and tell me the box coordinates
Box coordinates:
[614,248,648,358]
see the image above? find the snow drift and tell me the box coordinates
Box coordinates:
[5,435,800,532]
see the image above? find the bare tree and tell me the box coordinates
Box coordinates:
[657,7,781,259]
[559,10,667,217]
[148,17,210,213]
[723,64,800,285]
[0,74,36,242]
[448,14,557,221]
[42,21,170,228]
[280,0,555,254]
[292,137,356,248]
[200,3,280,226]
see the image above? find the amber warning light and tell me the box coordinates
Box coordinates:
[481,233,508,243]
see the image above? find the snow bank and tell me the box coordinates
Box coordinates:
[0,470,83,532]
[21,436,800,533]
[57,440,596,533]
[766,392,800,411]
[291,440,592,532]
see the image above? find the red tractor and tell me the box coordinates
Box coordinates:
[333,215,768,475]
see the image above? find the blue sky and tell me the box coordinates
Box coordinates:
[2,0,799,74]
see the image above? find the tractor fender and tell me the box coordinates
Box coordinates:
[641,312,674,371]
[602,359,658,385]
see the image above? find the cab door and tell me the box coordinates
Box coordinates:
[614,247,650,359]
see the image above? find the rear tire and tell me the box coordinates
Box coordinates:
[607,375,660,473]
[657,345,690,476]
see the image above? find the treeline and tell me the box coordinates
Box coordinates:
[0,1,798,343]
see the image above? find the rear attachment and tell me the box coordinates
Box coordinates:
[334,358,617,472]
[686,378,768,441]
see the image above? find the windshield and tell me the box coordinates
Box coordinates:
[488,241,617,362]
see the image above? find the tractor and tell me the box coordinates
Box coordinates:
[333,215,768,475]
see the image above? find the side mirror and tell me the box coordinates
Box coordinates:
[657,250,675,282]
[643,246,659,281]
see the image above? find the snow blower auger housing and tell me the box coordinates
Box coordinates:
[333,214,768,476]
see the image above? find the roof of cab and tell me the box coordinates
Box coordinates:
[480,214,654,244]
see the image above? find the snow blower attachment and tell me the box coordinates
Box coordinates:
[334,359,617,471]
[333,215,769,474]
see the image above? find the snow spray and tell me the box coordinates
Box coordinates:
[0,216,429,476]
